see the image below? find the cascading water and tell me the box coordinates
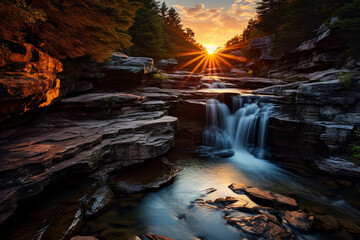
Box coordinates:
[201,95,272,159]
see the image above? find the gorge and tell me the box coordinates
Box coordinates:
[0,0,360,239]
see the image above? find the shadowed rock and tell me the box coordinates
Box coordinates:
[229,183,297,210]
[284,210,314,231]
[227,214,295,240]
[146,233,174,240]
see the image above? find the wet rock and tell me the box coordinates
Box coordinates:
[70,236,98,240]
[0,39,63,122]
[315,157,360,178]
[229,184,297,210]
[205,196,248,209]
[314,215,339,232]
[284,210,314,231]
[83,186,115,217]
[213,149,235,158]
[109,158,182,194]
[337,219,360,235]
[227,214,295,240]
[146,233,175,240]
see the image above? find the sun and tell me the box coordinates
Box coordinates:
[204,44,218,55]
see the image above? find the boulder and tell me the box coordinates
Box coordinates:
[227,214,295,240]
[109,158,182,194]
[93,52,155,90]
[229,184,298,210]
[284,210,314,231]
[156,58,178,70]
[0,39,63,122]
[146,233,174,240]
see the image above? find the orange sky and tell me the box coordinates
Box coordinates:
[165,0,258,47]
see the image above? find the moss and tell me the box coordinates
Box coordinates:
[152,72,168,80]
[338,72,354,90]
[348,127,360,165]
[96,96,118,107]
[96,109,117,120]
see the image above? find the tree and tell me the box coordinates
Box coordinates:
[159,2,168,21]
[167,7,183,31]
[185,28,195,42]
[126,0,168,60]
[0,0,141,62]
[0,0,46,41]
[332,0,360,58]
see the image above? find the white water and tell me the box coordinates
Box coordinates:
[202,95,272,159]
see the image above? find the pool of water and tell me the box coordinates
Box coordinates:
[81,149,360,240]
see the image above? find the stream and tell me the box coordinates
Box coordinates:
[80,88,360,240]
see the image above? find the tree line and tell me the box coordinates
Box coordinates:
[225,0,360,58]
[126,0,201,60]
[0,0,200,62]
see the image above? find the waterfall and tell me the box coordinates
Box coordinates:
[200,95,272,159]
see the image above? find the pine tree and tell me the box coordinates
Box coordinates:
[126,0,168,60]
[167,7,183,31]
[160,2,168,21]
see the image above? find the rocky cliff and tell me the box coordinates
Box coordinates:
[254,70,360,176]
[0,40,63,123]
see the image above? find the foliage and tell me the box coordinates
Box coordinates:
[227,0,353,55]
[126,0,201,60]
[152,72,168,80]
[0,0,46,41]
[338,72,354,90]
[349,127,360,165]
[0,0,141,62]
[126,0,168,60]
[331,0,360,58]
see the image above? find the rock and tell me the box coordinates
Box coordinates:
[156,58,178,70]
[229,184,298,210]
[0,93,178,223]
[249,36,277,60]
[315,157,360,177]
[204,196,248,209]
[83,186,115,217]
[146,233,174,240]
[109,158,182,194]
[108,52,154,74]
[337,219,360,235]
[284,210,314,231]
[227,214,295,240]
[0,39,63,122]
[92,52,154,90]
[213,149,235,158]
[314,215,339,232]
[71,236,98,240]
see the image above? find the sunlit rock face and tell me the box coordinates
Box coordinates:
[0,39,63,122]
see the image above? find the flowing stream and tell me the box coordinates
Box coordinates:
[81,94,360,240]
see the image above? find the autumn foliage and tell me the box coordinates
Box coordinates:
[0,0,140,62]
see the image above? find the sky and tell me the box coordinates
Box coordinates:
[163,0,258,47]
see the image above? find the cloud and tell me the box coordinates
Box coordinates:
[173,0,257,46]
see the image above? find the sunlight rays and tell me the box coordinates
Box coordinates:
[175,46,247,88]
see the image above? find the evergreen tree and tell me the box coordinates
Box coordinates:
[167,7,183,31]
[126,0,168,60]
[160,2,168,21]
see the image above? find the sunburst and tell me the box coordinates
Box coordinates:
[176,45,247,88]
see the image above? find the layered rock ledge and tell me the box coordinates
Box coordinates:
[0,92,178,224]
